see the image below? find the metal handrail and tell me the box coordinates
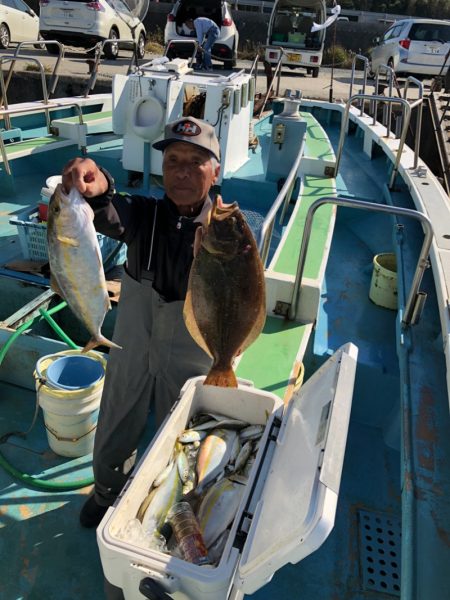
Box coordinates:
[0,101,86,175]
[288,196,433,327]
[0,55,51,132]
[85,39,138,97]
[403,76,423,170]
[257,137,305,266]
[334,93,424,189]
[373,64,396,134]
[348,54,369,115]
[0,41,64,118]
[163,38,199,68]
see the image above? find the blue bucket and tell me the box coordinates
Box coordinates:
[45,355,105,391]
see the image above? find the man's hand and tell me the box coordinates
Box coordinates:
[62,157,108,198]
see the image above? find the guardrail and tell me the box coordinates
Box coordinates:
[257,126,305,265]
[290,196,433,327]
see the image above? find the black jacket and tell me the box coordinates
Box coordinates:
[86,183,202,303]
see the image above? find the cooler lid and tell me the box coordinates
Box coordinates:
[236,343,358,594]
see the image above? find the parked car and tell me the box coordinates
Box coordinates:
[0,0,41,49]
[39,0,147,59]
[164,0,239,70]
[370,18,450,78]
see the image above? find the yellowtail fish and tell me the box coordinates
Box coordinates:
[47,184,121,353]
[184,195,266,387]
[197,477,245,547]
[137,462,182,533]
[196,428,237,491]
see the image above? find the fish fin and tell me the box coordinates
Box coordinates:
[50,274,65,299]
[204,366,238,388]
[56,235,80,247]
[183,289,213,358]
[82,335,122,353]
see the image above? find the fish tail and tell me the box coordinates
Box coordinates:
[82,336,122,353]
[204,366,238,388]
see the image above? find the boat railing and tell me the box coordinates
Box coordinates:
[163,39,199,68]
[348,54,370,115]
[289,196,433,327]
[372,64,398,132]
[84,39,138,97]
[0,41,65,123]
[403,76,424,170]
[257,134,305,266]
[0,99,86,175]
[0,54,54,132]
[334,93,423,189]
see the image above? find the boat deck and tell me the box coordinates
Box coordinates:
[1,96,450,599]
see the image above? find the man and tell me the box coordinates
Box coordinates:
[184,15,220,71]
[62,116,220,529]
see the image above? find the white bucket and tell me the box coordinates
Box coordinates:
[369,253,398,310]
[34,350,107,458]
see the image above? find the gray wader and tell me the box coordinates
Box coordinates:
[93,270,211,506]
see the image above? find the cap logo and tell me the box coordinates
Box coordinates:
[173,120,201,136]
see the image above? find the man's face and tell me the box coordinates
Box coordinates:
[162,142,220,209]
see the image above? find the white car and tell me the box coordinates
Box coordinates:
[370,18,450,78]
[0,0,41,49]
[39,0,147,59]
[164,0,239,70]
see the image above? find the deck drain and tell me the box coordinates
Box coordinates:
[358,509,401,596]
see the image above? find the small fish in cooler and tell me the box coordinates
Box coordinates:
[118,409,264,566]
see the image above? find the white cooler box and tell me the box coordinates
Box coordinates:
[97,343,358,600]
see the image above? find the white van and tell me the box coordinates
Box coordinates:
[264,0,326,78]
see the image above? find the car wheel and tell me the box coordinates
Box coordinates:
[223,59,233,70]
[312,67,319,78]
[104,28,119,60]
[136,32,146,59]
[34,33,46,51]
[0,23,10,49]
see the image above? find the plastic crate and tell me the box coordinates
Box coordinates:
[9,206,127,266]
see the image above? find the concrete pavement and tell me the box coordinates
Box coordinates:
[0,46,428,103]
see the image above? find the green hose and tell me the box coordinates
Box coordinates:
[0,301,94,491]
[0,449,93,491]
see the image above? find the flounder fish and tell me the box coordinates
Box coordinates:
[183,195,266,387]
[47,184,121,353]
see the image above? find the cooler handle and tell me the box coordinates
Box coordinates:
[139,578,173,600]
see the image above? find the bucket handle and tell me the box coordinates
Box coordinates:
[35,353,71,391]
[35,352,104,391]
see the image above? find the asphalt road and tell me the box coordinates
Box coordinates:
[0,45,431,102]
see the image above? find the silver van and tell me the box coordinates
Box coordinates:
[370,18,450,77]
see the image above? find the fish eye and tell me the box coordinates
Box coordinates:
[52,206,60,214]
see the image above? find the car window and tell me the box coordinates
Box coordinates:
[409,23,450,43]
[2,0,19,8]
[14,0,32,12]
[382,27,396,42]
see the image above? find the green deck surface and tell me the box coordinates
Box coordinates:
[272,175,335,278]
[236,316,310,399]
[301,111,336,161]
[52,110,112,124]
[3,136,72,158]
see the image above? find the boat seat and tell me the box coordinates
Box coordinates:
[51,110,113,141]
[0,136,79,163]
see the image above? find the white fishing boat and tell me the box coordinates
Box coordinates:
[0,44,449,600]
